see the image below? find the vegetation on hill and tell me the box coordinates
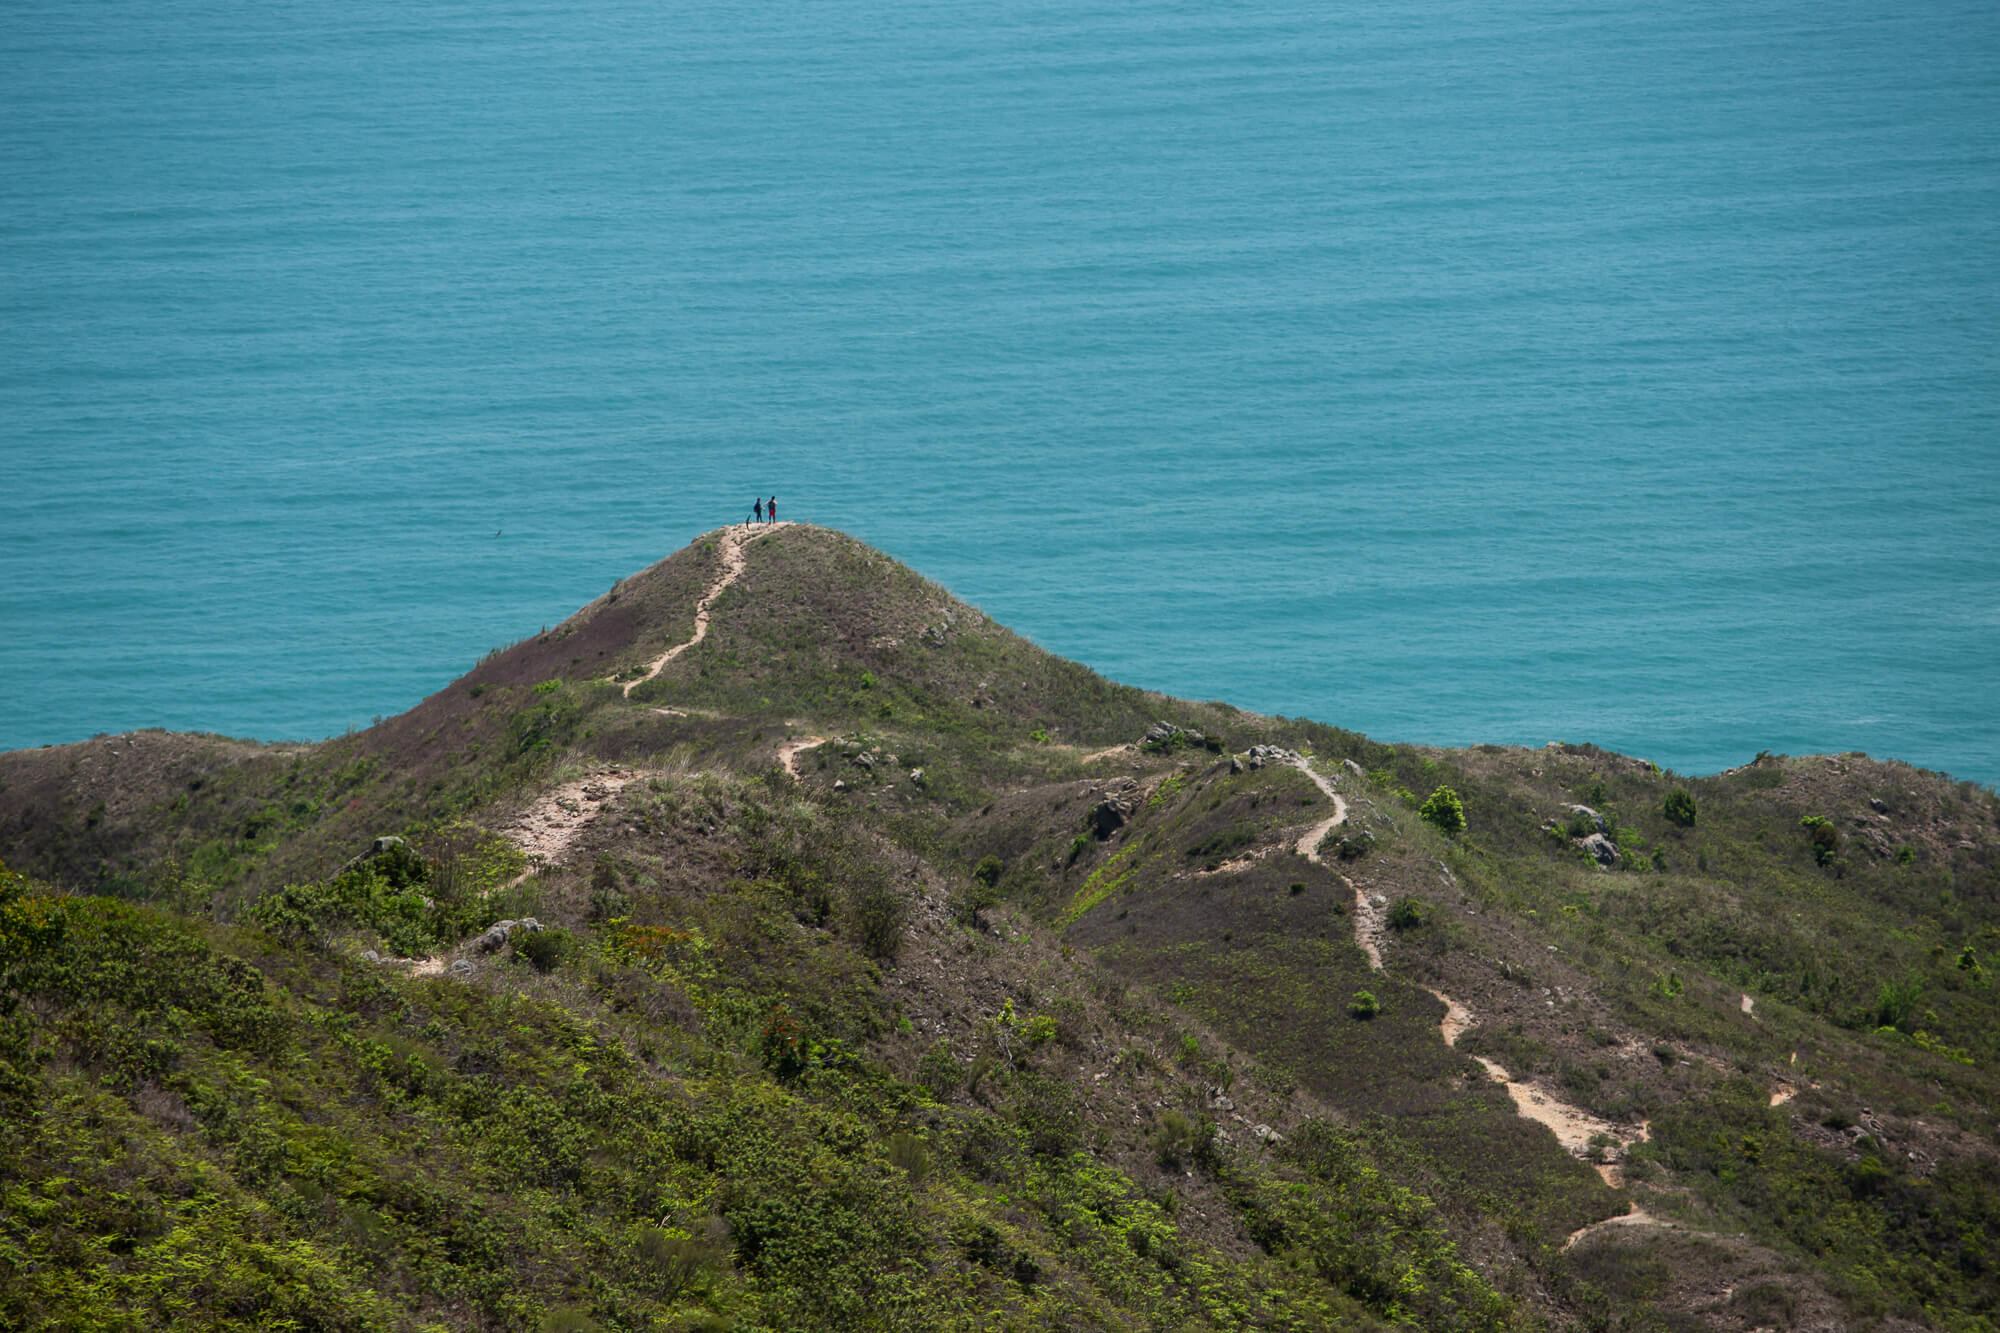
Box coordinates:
[3,524,1997,1331]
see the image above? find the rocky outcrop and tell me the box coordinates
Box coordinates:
[473,917,544,953]
[1142,721,1214,753]
[1579,832,1620,869]
[1239,745,1300,770]
[1089,798,1132,839]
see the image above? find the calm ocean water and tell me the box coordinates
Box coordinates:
[4,0,1997,783]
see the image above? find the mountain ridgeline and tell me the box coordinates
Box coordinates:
[3,523,1997,1332]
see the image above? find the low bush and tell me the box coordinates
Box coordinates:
[515,927,572,973]
[916,1040,962,1099]
[1800,815,1839,866]
[1387,898,1428,931]
[1418,786,1465,836]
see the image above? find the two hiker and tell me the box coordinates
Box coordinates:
[749,495,778,525]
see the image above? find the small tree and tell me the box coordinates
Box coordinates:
[1663,788,1697,827]
[1387,897,1429,931]
[1418,786,1465,836]
[1349,990,1381,1019]
[1800,815,1840,867]
[1872,977,1922,1032]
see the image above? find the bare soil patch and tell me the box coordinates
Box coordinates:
[779,735,827,782]
[494,766,657,868]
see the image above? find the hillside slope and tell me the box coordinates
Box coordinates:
[3,523,1997,1332]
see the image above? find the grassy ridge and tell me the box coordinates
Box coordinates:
[3,524,1998,1330]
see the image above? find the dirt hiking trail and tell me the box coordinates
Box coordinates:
[495,767,657,872]
[779,735,827,781]
[1284,755,1789,1254]
[621,522,788,698]
[1289,755,1653,1198]
[1287,758,1349,860]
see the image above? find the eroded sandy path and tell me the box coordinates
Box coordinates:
[1296,754,1654,1197]
[494,767,656,868]
[779,735,827,781]
[1350,881,1388,969]
[1280,758,1386,966]
[1420,980,1647,1184]
[621,522,785,698]
[1288,759,1350,861]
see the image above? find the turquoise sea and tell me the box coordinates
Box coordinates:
[4,0,1998,782]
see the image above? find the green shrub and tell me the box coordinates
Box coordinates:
[884,1131,930,1184]
[635,1226,724,1298]
[1872,977,1923,1032]
[849,879,906,960]
[916,1040,962,1099]
[514,928,572,973]
[1011,1074,1083,1157]
[1349,990,1380,1019]
[1387,898,1428,931]
[1663,789,1697,827]
[1151,1109,1218,1172]
[1418,786,1465,836]
[1048,996,1089,1048]
[1801,815,1840,866]
[966,1045,999,1100]
[955,875,1003,928]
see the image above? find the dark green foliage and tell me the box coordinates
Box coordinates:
[244,827,523,957]
[1387,897,1428,931]
[884,1130,930,1183]
[1801,813,1840,866]
[849,878,906,961]
[1418,785,1466,836]
[1643,1080,2000,1323]
[1264,1120,1518,1329]
[954,868,1003,927]
[1150,1109,1219,1173]
[1871,976,1923,1032]
[1663,787,1697,827]
[1348,990,1380,1019]
[909,1044,958,1106]
[1010,1072,1084,1157]
[514,927,572,973]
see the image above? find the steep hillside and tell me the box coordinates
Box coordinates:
[3,523,1997,1332]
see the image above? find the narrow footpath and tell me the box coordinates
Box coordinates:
[620,522,785,698]
[1288,756,1655,1206]
[779,735,826,781]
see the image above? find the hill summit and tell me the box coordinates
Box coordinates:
[3,523,1998,1331]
